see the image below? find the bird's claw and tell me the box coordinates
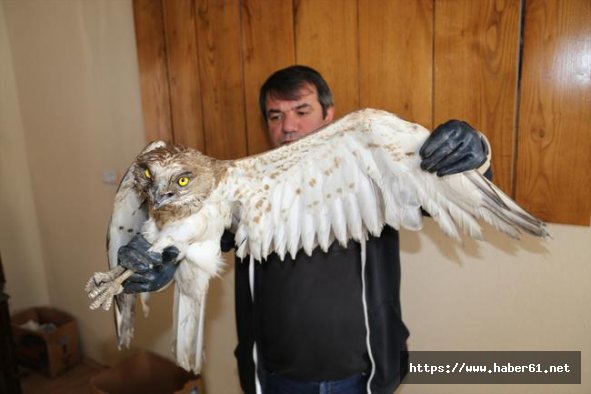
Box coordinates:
[84,266,125,292]
[85,267,134,311]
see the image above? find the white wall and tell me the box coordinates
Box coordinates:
[399,221,591,394]
[0,1,589,394]
[0,0,50,310]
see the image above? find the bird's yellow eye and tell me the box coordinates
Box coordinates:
[178,176,189,187]
[144,168,151,179]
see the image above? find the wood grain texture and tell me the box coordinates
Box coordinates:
[359,0,433,128]
[195,0,247,159]
[240,0,296,155]
[132,0,590,225]
[133,0,173,143]
[295,0,359,117]
[434,0,520,195]
[515,0,591,225]
[162,0,205,150]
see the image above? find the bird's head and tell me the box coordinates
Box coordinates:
[134,145,216,213]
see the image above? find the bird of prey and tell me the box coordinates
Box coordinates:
[86,108,548,374]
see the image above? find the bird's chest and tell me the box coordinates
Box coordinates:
[143,206,226,279]
[142,203,227,253]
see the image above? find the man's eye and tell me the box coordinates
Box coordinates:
[297,110,311,117]
[268,114,282,122]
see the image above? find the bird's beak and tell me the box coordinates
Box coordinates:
[152,190,173,210]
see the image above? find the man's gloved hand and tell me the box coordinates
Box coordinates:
[419,119,489,176]
[220,229,236,253]
[118,234,180,293]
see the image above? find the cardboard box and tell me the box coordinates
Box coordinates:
[11,306,81,377]
[90,351,204,394]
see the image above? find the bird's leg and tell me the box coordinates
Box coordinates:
[85,267,134,311]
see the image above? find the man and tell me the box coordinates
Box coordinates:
[120,65,491,394]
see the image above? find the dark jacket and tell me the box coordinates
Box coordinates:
[232,226,409,394]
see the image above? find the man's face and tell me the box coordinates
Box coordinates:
[264,83,335,147]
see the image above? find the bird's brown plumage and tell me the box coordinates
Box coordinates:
[132,145,231,228]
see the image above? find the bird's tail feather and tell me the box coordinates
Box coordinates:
[172,266,211,374]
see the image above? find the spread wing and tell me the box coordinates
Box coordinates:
[106,141,165,347]
[215,108,548,261]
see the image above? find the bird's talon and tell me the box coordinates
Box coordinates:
[86,268,133,311]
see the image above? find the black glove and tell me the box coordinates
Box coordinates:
[118,234,180,293]
[419,119,488,176]
[220,229,236,253]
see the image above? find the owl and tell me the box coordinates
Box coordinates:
[86,108,548,373]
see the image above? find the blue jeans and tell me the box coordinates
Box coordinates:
[261,370,368,394]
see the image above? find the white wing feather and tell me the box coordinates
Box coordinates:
[106,141,165,348]
[214,108,547,261]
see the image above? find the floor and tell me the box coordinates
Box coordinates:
[19,360,105,394]
[17,357,204,394]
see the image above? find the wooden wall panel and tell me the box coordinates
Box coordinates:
[162,0,205,150]
[295,0,359,117]
[133,0,590,226]
[434,0,520,195]
[358,0,433,128]
[133,0,172,142]
[195,0,247,159]
[240,0,295,155]
[515,0,591,225]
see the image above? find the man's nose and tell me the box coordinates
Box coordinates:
[282,112,298,133]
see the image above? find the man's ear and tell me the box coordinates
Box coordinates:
[324,106,335,123]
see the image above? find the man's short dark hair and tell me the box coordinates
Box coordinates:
[259,65,334,119]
